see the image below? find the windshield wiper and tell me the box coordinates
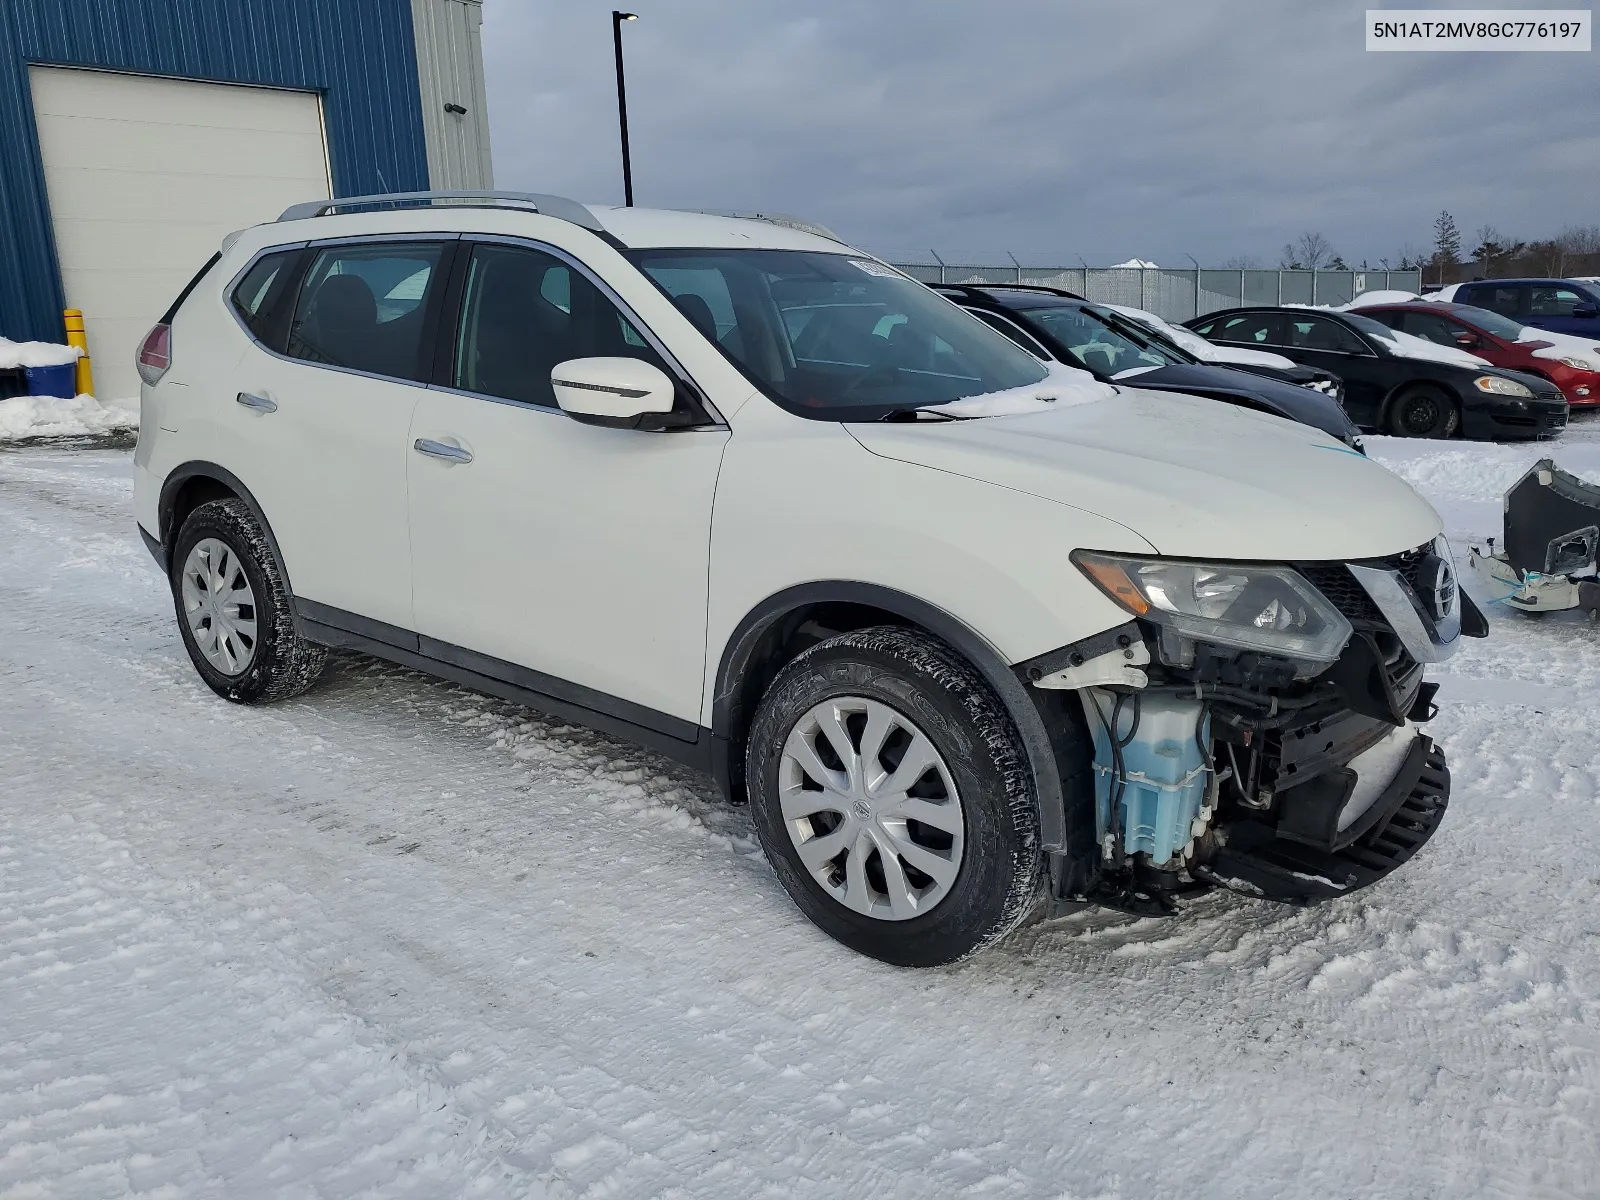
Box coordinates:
[877,406,974,422]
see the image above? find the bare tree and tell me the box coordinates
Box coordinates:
[1279,231,1335,270]
[1221,254,1263,270]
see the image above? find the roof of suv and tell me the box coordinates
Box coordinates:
[272,191,851,255]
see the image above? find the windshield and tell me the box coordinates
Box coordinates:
[1017,304,1186,375]
[1444,303,1523,339]
[626,249,1047,418]
[1341,312,1395,342]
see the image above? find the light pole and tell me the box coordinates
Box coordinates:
[612,11,638,206]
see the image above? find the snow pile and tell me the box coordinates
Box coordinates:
[1105,303,1298,369]
[1344,290,1420,308]
[0,393,138,440]
[1110,258,1160,269]
[1421,284,1463,302]
[0,337,82,369]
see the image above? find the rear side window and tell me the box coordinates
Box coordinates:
[231,250,298,345]
[453,243,667,407]
[286,242,447,381]
[1469,285,1523,318]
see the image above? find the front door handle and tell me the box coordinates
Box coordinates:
[413,438,473,464]
[236,391,277,413]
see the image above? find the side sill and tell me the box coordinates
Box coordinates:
[295,603,714,775]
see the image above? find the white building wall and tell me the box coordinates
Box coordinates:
[411,0,493,190]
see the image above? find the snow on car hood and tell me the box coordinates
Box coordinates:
[922,362,1118,417]
[1516,326,1600,367]
[1103,304,1298,370]
[848,387,1440,561]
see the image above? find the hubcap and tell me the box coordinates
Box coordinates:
[779,696,964,921]
[180,538,258,676]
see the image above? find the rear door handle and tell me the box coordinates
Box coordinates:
[236,391,277,413]
[413,438,473,464]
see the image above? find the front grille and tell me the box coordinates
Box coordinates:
[1298,544,1429,626]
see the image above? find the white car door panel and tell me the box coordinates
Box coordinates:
[225,239,450,631]
[406,240,727,725]
[407,396,726,722]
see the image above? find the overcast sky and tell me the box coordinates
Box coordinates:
[480,1,1598,267]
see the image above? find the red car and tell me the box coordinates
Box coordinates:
[1357,301,1600,408]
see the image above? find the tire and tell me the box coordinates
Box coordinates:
[745,626,1042,967]
[1387,385,1459,438]
[170,498,326,704]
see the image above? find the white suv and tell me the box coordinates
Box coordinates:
[133,192,1485,966]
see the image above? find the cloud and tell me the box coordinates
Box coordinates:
[482,0,1596,266]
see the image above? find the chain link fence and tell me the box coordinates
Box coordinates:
[887,262,1424,323]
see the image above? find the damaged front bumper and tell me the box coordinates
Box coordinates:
[1035,540,1483,917]
[1197,724,1449,905]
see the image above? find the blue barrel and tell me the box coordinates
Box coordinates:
[24,362,76,399]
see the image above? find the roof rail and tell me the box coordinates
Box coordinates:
[686,209,845,244]
[933,282,1086,301]
[277,190,606,234]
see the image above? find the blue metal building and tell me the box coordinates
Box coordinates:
[1,0,490,391]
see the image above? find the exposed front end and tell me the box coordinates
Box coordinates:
[1035,539,1486,915]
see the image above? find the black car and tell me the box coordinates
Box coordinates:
[1185,306,1568,440]
[933,285,1364,448]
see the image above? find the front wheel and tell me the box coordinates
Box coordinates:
[1388,385,1459,438]
[745,627,1042,966]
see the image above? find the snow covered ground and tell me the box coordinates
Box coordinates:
[3,425,1600,1198]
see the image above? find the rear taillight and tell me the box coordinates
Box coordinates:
[136,323,171,386]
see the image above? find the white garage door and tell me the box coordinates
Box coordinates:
[30,67,332,400]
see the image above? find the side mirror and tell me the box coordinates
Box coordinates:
[1572,305,1600,319]
[1454,331,1481,348]
[551,357,677,430]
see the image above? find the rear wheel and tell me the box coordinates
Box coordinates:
[746,627,1042,967]
[1388,385,1458,438]
[170,498,326,703]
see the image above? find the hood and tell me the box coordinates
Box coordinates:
[847,388,1439,561]
[1115,363,1357,442]
[1516,326,1600,365]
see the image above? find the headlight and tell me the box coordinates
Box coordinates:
[1474,375,1533,398]
[1559,357,1599,371]
[1074,552,1353,665]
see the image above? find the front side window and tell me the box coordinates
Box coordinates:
[1530,286,1590,316]
[967,309,1050,359]
[454,243,666,407]
[1211,312,1285,345]
[286,242,446,381]
[1018,305,1183,376]
[1287,316,1368,354]
[627,249,1047,418]
[1401,310,1468,346]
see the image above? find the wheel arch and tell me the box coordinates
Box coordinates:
[159,462,295,596]
[710,581,1081,852]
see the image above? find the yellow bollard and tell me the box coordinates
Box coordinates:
[62,309,94,397]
